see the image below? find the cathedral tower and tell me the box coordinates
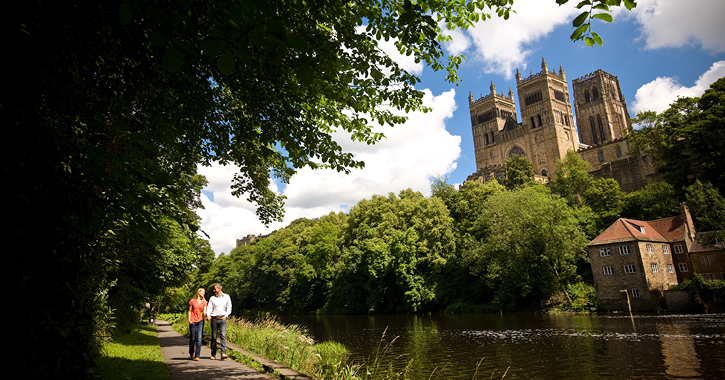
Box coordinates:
[468,80,517,170]
[572,69,633,146]
[513,57,578,177]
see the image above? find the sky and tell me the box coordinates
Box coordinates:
[198,0,725,255]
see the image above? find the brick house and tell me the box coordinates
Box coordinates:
[587,204,697,311]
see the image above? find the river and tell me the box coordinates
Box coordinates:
[278,312,725,379]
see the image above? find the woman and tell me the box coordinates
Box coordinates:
[188,288,207,361]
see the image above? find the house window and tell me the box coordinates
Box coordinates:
[674,244,683,254]
[651,263,659,273]
[646,244,654,253]
[631,288,640,298]
[603,266,615,275]
[678,263,689,272]
[619,246,631,255]
[667,264,674,273]
[662,245,670,254]
[701,255,715,267]
[598,150,604,162]
[624,264,636,274]
[616,146,622,157]
[599,248,611,257]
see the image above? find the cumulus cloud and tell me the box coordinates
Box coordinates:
[628,0,725,53]
[631,60,725,114]
[444,0,579,79]
[197,89,461,255]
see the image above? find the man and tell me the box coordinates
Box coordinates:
[206,283,232,360]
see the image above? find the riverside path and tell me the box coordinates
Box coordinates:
[157,320,315,380]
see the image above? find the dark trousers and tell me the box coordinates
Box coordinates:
[210,318,227,356]
[188,320,204,358]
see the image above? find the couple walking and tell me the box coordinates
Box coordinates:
[188,283,232,361]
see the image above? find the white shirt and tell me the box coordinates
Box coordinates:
[207,292,232,317]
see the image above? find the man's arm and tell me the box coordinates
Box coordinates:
[225,295,232,317]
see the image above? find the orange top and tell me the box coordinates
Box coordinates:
[188,299,207,323]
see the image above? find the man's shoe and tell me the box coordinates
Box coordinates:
[221,354,228,360]
[210,356,215,360]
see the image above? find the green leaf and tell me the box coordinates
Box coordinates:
[592,13,614,22]
[201,40,228,57]
[576,0,592,8]
[570,23,590,40]
[573,11,589,27]
[624,0,637,10]
[217,51,235,74]
[556,0,569,4]
[149,31,169,46]
[592,31,603,46]
[585,37,595,46]
[162,47,183,73]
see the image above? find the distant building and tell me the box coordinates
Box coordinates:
[464,59,660,192]
[586,203,725,311]
[587,204,696,311]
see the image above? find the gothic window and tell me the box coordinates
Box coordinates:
[541,169,548,177]
[589,116,598,144]
[490,132,495,143]
[597,114,606,142]
[598,150,604,162]
[530,117,535,128]
[537,114,542,127]
[484,134,489,145]
[507,145,525,158]
[584,89,590,103]
[554,90,566,102]
[592,86,599,100]
[616,146,622,157]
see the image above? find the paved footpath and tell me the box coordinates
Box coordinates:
[157,320,273,380]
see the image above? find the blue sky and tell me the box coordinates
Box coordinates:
[199,0,725,255]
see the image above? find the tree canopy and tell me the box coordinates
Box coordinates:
[631,77,725,193]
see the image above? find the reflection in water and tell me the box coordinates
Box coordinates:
[658,322,701,378]
[278,313,725,380]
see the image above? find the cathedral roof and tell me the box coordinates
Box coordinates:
[587,216,684,246]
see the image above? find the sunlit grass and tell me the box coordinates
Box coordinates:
[94,324,170,380]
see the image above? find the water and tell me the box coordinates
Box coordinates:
[278,313,725,379]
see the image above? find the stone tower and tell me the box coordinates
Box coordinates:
[467,58,578,182]
[468,80,517,170]
[571,69,633,146]
[514,57,578,176]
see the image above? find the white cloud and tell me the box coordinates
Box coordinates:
[631,60,725,114]
[628,0,725,53]
[197,89,461,255]
[446,0,579,79]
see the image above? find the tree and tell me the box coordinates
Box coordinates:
[584,178,624,233]
[550,150,594,206]
[631,77,725,193]
[468,186,589,309]
[3,1,635,377]
[622,182,680,221]
[685,181,725,245]
[326,189,455,313]
[504,154,536,190]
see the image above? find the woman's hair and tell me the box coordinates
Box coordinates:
[195,288,205,300]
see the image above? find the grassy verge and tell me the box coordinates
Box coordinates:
[94,324,170,380]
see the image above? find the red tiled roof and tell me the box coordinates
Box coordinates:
[587,216,682,246]
[648,216,685,240]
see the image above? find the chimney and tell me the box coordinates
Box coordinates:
[680,202,697,243]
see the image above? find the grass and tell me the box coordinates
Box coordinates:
[94,324,170,380]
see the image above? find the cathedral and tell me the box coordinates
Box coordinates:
[465,58,659,192]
